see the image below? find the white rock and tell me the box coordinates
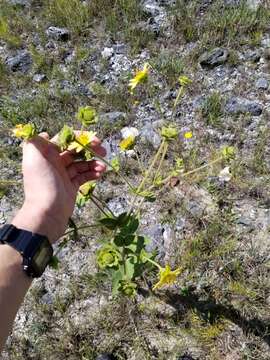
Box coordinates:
[101,47,114,59]
[246,0,262,10]
[121,127,139,139]
[218,166,232,182]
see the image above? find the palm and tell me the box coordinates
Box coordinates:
[22,134,106,241]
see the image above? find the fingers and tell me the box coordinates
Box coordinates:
[91,143,107,158]
[72,170,104,189]
[67,160,106,180]
[39,132,50,141]
[30,131,106,164]
[60,151,75,167]
[23,133,51,157]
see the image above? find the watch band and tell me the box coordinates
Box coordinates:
[0,224,53,278]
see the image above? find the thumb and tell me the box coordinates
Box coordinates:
[23,133,59,158]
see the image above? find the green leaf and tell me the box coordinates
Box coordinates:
[112,269,123,296]
[58,125,75,150]
[76,192,87,208]
[111,157,120,172]
[114,234,125,247]
[114,233,135,247]
[99,217,118,230]
[116,212,130,227]
[133,189,156,202]
[124,234,135,246]
[135,236,145,255]
[125,258,135,280]
[121,216,139,235]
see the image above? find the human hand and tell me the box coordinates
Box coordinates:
[12,132,106,243]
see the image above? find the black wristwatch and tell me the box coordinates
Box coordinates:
[0,224,53,278]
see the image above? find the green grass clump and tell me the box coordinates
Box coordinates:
[170,0,199,43]
[151,50,184,85]
[45,0,153,52]
[45,0,90,35]
[30,45,54,75]
[228,281,258,300]
[0,14,21,48]
[0,94,49,126]
[95,0,154,53]
[0,60,7,83]
[203,1,270,47]
[201,92,223,127]
[189,311,227,345]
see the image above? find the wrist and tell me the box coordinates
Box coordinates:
[11,203,58,244]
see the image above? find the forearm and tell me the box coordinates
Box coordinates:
[0,204,55,352]
[0,245,32,351]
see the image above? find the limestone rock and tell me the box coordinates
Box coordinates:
[255,77,268,90]
[8,0,30,6]
[225,97,263,116]
[33,73,46,83]
[5,51,32,73]
[46,26,70,41]
[140,124,161,149]
[199,48,229,68]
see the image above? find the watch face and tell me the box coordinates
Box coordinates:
[32,240,53,274]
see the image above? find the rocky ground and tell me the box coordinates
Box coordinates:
[0,0,270,359]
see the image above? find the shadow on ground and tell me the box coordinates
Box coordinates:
[154,289,270,347]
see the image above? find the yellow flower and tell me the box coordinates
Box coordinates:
[153,265,181,290]
[179,75,192,87]
[221,146,235,160]
[119,135,135,151]
[184,131,193,139]
[129,63,150,93]
[12,123,36,140]
[68,131,96,153]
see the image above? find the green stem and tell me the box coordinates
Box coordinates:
[181,157,223,178]
[62,223,100,237]
[143,255,162,270]
[0,180,21,186]
[153,141,168,184]
[129,139,166,214]
[122,247,127,276]
[153,156,224,190]
[91,193,116,218]
[172,86,184,118]
[90,196,110,218]
[134,149,144,174]
[135,156,224,216]
[138,138,166,192]
[75,140,135,191]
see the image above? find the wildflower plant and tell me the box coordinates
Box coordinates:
[9,63,237,297]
